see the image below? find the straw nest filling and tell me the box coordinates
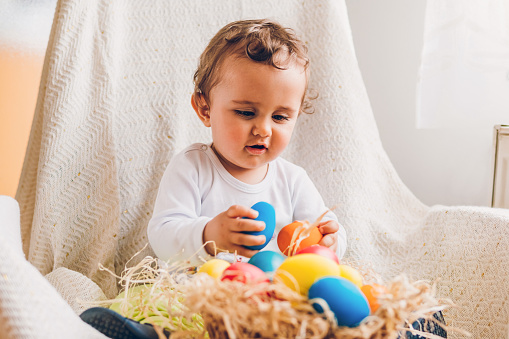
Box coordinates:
[95,250,462,339]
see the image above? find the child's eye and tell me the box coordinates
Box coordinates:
[235,110,255,118]
[272,114,290,122]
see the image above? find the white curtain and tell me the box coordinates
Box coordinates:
[417,0,509,129]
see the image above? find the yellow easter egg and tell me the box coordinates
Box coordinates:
[273,253,339,295]
[338,264,363,288]
[197,259,231,279]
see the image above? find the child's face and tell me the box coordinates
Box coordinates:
[193,54,306,182]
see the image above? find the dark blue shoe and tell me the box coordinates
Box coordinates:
[399,311,447,339]
[80,307,170,339]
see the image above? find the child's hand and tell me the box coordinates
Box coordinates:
[203,205,266,257]
[317,220,339,251]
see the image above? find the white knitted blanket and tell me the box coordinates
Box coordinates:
[2,0,508,338]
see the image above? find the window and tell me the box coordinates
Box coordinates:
[417,0,509,129]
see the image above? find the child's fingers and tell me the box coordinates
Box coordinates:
[230,232,266,248]
[225,205,259,219]
[318,220,339,235]
[318,233,337,248]
[230,218,265,233]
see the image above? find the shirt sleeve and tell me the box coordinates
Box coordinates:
[147,150,211,264]
[291,169,347,259]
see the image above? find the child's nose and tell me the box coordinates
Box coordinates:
[252,119,272,137]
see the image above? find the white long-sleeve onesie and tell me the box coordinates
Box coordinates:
[147,143,347,263]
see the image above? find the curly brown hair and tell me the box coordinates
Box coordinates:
[193,19,315,114]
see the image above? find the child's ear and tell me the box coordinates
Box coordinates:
[191,93,211,127]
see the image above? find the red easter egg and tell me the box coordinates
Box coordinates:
[294,245,340,264]
[221,262,270,284]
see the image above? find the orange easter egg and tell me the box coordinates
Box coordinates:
[361,284,387,313]
[277,221,323,256]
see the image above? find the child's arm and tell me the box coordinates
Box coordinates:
[148,147,214,263]
[148,146,271,262]
[291,167,347,259]
[202,205,266,257]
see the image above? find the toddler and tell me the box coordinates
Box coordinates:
[148,19,347,263]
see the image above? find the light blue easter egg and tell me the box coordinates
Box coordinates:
[248,251,285,274]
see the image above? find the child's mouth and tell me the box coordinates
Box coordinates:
[246,144,267,155]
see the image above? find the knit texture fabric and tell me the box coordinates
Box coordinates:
[5,0,509,338]
[0,218,107,338]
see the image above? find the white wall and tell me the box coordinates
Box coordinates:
[345,0,494,207]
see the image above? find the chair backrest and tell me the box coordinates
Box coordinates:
[16,0,425,298]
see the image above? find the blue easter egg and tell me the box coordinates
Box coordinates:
[248,251,285,274]
[308,276,370,327]
[243,201,275,250]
